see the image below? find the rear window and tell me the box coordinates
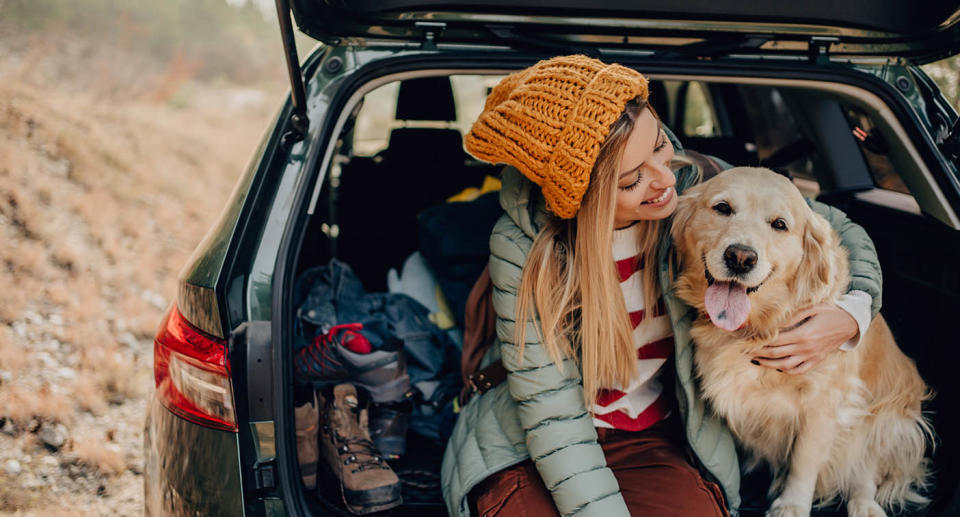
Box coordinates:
[841,104,912,196]
[352,75,506,156]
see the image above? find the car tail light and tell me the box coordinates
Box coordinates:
[154,304,237,432]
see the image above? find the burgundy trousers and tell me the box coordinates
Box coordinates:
[468,418,729,516]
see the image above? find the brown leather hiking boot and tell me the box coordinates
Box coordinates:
[295,391,320,489]
[319,383,402,515]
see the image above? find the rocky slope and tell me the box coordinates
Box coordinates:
[0,74,278,515]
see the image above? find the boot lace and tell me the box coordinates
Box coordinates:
[321,400,392,474]
[295,323,362,378]
[333,433,391,473]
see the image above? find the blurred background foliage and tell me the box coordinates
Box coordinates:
[0,0,315,99]
[922,56,960,112]
[0,2,314,512]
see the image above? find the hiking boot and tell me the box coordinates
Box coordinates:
[319,383,402,515]
[296,323,412,457]
[295,391,320,489]
[295,323,411,400]
[367,400,411,460]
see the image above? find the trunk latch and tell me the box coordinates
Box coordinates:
[809,36,839,64]
[416,21,446,50]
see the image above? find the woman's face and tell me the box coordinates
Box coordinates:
[613,108,677,229]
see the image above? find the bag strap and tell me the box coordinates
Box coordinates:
[460,360,508,406]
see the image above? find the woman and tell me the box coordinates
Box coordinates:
[440,55,880,516]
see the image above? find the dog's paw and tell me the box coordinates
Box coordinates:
[847,498,886,517]
[765,499,810,517]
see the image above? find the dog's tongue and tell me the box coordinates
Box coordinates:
[705,281,750,331]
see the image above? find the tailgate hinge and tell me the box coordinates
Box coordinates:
[275,0,310,147]
[416,21,446,50]
[808,36,839,64]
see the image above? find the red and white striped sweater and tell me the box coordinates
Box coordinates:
[591,227,673,431]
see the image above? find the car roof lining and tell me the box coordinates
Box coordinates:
[307,68,959,230]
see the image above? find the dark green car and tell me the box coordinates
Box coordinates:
[143,1,960,515]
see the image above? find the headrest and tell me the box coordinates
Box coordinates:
[648,81,669,125]
[396,77,456,121]
[385,128,464,163]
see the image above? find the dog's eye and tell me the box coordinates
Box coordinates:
[771,218,788,231]
[712,201,733,216]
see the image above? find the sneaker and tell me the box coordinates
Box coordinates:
[318,383,402,515]
[294,391,320,489]
[296,323,411,457]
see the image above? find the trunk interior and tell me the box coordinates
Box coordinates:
[283,64,960,516]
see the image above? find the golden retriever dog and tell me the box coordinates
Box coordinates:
[671,167,933,517]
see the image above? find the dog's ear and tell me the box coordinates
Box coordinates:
[792,210,838,303]
[670,185,704,258]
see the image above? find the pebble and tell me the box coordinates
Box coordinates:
[36,352,58,369]
[38,422,68,451]
[22,474,44,488]
[4,459,21,476]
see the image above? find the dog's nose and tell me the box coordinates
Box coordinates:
[723,244,758,276]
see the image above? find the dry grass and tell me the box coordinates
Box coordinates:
[69,438,127,476]
[0,32,283,512]
[0,383,72,426]
[0,326,26,372]
[71,376,108,416]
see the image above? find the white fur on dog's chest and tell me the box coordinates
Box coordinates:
[695,344,864,470]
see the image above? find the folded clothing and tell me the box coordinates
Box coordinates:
[294,259,461,441]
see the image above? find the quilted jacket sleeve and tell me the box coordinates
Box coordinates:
[488,214,630,517]
[808,200,883,318]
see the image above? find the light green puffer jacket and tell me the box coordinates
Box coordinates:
[441,144,883,517]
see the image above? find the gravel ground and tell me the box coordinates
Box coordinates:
[0,54,279,514]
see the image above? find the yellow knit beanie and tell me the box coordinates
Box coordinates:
[464,55,649,219]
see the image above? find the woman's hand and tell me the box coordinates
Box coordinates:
[751,303,858,375]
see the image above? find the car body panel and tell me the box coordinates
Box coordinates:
[177,115,278,338]
[144,396,245,516]
[247,44,422,323]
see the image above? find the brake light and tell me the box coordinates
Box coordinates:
[154,304,237,432]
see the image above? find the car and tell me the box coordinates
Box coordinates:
[143,1,960,516]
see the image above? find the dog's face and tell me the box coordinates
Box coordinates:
[672,167,842,332]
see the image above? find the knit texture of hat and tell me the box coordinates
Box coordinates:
[465,55,649,219]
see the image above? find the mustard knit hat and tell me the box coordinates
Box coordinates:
[464,55,649,218]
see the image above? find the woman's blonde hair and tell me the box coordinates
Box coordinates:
[515,97,671,408]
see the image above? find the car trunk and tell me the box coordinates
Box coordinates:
[256,3,960,516]
[263,47,960,516]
